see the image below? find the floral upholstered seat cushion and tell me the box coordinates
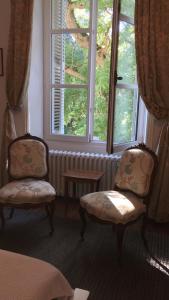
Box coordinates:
[9,139,48,179]
[0,179,56,204]
[115,148,154,197]
[80,191,146,224]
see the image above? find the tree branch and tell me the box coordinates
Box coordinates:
[65,67,85,81]
[66,0,111,72]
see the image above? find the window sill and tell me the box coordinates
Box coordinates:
[45,136,140,155]
[46,138,107,154]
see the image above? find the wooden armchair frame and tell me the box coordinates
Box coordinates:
[0,133,56,235]
[79,144,158,262]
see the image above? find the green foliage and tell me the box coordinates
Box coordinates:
[117,22,136,84]
[64,88,87,136]
[64,33,88,84]
[60,0,136,143]
[114,89,136,143]
[120,0,135,18]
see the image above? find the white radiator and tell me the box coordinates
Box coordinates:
[49,150,120,197]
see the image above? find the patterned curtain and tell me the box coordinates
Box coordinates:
[0,0,34,186]
[135,0,169,221]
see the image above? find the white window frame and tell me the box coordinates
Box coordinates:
[43,0,147,153]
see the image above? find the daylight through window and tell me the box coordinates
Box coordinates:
[44,0,142,152]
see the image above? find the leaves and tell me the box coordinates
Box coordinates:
[57,0,136,143]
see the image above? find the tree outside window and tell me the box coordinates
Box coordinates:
[46,0,139,151]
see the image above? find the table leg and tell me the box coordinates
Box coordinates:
[64,178,69,216]
[96,179,101,192]
[73,182,76,199]
[90,180,100,193]
[90,181,95,193]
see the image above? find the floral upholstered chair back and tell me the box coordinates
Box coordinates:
[115,145,156,197]
[8,135,48,180]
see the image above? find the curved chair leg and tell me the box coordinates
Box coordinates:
[45,205,50,218]
[0,207,5,230]
[46,201,55,236]
[115,224,126,264]
[9,208,15,219]
[141,214,148,249]
[79,206,87,241]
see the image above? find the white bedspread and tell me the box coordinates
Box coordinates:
[0,249,89,300]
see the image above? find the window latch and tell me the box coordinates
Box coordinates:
[117,76,123,80]
[114,71,123,84]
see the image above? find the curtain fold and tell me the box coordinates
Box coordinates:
[149,122,169,221]
[135,0,169,222]
[135,0,169,119]
[0,0,34,186]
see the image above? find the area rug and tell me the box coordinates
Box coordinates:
[0,207,168,300]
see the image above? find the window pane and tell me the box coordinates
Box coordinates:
[93,0,113,141]
[117,21,136,84]
[52,88,87,136]
[120,0,135,18]
[114,88,138,144]
[52,33,89,84]
[52,0,90,29]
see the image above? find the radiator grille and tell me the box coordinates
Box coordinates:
[49,150,120,197]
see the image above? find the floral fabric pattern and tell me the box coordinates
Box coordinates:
[0,179,56,204]
[135,0,169,222]
[115,149,154,196]
[80,190,145,224]
[9,140,48,178]
[135,0,169,119]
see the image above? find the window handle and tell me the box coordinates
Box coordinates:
[117,76,123,80]
[114,71,123,84]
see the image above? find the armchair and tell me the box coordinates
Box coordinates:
[79,144,157,261]
[0,133,56,234]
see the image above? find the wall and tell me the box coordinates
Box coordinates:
[28,0,43,137]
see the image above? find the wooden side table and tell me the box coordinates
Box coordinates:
[63,170,104,215]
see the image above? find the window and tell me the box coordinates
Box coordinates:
[44,0,146,153]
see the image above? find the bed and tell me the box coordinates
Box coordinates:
[0,249,89,300]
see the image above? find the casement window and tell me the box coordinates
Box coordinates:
[44,0,146,153]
